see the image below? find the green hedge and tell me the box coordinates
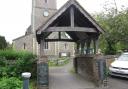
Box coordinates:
[0,50,36,60]
[0,50,37,78]
[0,77,34,89]
[0,77,22,89]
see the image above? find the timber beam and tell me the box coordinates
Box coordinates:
[44,39,75,42]
[42,27,97,33]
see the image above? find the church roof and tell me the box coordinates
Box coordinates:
[25,25,32,35]
[13,25,33,41]
[37,0,105,34]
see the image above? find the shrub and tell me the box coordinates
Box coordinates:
[0,49,36,60]
[0,50,37,78]
[0,77,34,89]
[0,77,22,89]
[0,57,6,66]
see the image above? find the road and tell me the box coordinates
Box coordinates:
[108,76,128,89]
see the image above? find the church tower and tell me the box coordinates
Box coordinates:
[32,0,57,32]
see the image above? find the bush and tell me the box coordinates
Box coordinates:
[104,48,117,55]
[0,77,22,89]
[0,49,36,60]
[0,57,6,66]
[0,77,34,89]
[0,50,37,78]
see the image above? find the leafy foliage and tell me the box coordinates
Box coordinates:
[0,50,37,78]
[0,77,22,89]
[0,49,36,60]
[95,9,128,54]
[0,77,34,89]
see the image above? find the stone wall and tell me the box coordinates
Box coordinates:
[32,0,57,31]
[13,34,34,52]
[44,42,56,56]
[56,42,75,56]
[13,35,75,57]
[74,55,106,86]
[44,42,74,57]
[104,55,117,68]
[34,0,56,9]
[32,9,57,30]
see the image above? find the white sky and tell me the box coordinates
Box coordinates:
[0,0,128,43]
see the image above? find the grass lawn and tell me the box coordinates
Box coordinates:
[48,57,70,67]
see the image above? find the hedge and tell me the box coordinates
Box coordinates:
[0,50,37,78]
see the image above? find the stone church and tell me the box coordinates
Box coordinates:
[13,0,75,57]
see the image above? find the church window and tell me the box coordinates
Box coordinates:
[44,42,49,49]
[65,43,68,49]
[23,43,26,49]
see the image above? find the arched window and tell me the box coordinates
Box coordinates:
[65,43,68,49]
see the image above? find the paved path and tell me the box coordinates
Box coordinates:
[49,60,128,89]
[49,60,95,89]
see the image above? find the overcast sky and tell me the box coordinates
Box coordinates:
[0,0,128,43]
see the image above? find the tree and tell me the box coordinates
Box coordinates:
[0,36,7,49]
[94,9,128,54]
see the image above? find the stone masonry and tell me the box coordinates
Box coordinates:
[13,0,74,57]
[74,55,107,87]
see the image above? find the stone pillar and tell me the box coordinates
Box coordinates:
[75,55,108,87]
[73,57,78,73]
[37,39,49,89]
[94,56,108,88]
